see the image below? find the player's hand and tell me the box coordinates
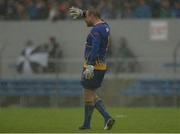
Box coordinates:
[69,7,83,19]
[83,65,94,79]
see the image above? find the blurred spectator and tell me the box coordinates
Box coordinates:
[121,1,134,18]
[0,0,6,20]
[48,36,62,59]
[83,0,92,8]
[48,0,59,21]
[115,37,139,73]
[134,0,152,18]
[58,0,70,19]
[73,0,84,8]
[47,36,63,72]
[17,40,39,74]
[36,0,48,19]
[172,0,180,18]
[150,0,161,18]
[6,0,17,20]
[15,1,28,20]
[110,0,122,19]
[0,0,180,20]
[97,0,113,19]
[159,0,172,18]
[26,0,38,20]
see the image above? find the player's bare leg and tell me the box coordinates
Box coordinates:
[79,89,96,130]
[95,94,115,130]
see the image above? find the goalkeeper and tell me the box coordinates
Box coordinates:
[69,7,115,130]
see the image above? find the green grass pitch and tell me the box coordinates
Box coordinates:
[0,107,179,133]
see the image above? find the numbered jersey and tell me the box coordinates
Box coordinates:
[84,22,110,70]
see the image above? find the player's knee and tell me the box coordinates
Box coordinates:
[95,94,101,102]
[84,89,96,104]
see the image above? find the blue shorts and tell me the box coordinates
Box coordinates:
[81,69,106,90]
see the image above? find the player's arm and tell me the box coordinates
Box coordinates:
[87,30,101,65]
[69,7,87,19]
[83,29,101,79]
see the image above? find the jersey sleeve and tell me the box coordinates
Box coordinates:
[87,27,101,65]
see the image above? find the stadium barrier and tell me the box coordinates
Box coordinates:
[0,77,179,97]
[0,79,82,96]
[121,78,180,96]
[0,76,179,106]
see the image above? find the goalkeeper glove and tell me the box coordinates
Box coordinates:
[69,7,85,19]
[83,65,94,79]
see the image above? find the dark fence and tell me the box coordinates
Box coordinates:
[121,79,180,96]
[0,79,82,96]
[0,78,179,107]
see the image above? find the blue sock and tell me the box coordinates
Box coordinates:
[82,104,94,128]
[95,99,111,122]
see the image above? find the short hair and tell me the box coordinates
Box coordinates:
[87,8,101,18]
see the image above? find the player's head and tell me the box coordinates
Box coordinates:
[84,8,101,27]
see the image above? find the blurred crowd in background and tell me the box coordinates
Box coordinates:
[0,0,180,21]
[17,37,63,74]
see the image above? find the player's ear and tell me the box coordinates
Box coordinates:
[83,10,87,18]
